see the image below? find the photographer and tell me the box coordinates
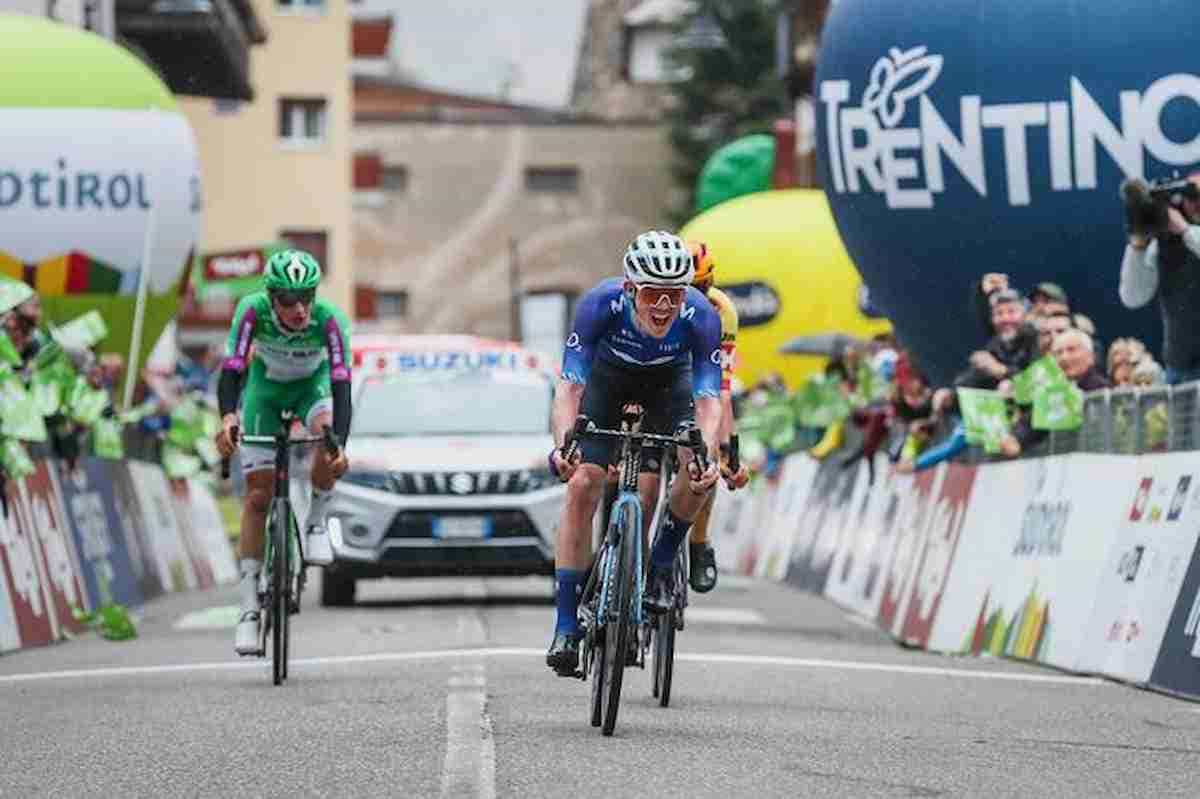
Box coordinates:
[1120,174,1200,385]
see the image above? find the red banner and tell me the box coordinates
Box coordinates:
[0,480,55,648]
[22,462,87,637]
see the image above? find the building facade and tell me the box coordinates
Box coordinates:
[178,0,352,349]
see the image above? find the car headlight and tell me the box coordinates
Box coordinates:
[521,467,559,492]
[341,469,394,492]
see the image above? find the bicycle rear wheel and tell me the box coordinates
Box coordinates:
[271,501,288,686]
[654,610,675,707]
[601,501,638,736]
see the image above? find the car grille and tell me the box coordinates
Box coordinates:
[385,509,538,539]
[390,470,554,496]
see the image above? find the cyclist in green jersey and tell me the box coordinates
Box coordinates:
[213,249,353,655]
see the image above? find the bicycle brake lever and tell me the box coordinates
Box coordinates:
[728,433,741,474]
[322,425,339,456]
[687,427,709,474]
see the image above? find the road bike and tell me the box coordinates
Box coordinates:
[565,407,709,735]
[222,410,339,686]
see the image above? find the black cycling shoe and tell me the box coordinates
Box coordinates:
[643,567,674,615]
[546,631,581,676]
[689,541,718,593]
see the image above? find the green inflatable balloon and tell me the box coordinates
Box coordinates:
[695,134,776,214]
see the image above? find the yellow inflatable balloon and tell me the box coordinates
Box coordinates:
[680,188,891,391]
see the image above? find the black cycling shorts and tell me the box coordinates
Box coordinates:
[576,357,695,473]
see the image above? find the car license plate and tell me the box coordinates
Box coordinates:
[433,516,491,540]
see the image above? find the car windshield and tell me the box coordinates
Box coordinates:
[351,369,552,437]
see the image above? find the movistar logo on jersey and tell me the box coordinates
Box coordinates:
[821,45,1200,209]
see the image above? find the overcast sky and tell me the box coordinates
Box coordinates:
[356,0,589,109]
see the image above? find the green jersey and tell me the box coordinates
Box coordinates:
[223,291,352,383]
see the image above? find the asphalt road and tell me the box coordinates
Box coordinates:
[2,572,1199,798]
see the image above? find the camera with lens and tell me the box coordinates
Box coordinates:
[1122,174,1200,238]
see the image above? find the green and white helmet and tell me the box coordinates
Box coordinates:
[263,249,322,292]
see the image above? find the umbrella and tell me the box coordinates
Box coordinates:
[779,333,867,359]
[0,275,33,316]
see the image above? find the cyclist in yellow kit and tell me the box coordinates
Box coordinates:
[686,240,749,593]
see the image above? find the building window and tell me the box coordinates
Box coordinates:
[280,230,329,274]
[354,152,382,189]
[381,164,409,193]
[279,98,327,145]
[525,166,579,193]
[377,290,409,319]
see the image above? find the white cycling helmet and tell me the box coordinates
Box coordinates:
[623,230,694,287]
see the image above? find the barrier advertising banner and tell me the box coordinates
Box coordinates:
[710,483,750,574]
[927,456,1127,671]
[0,481,56,647]
[875,468,935,636]
[824,458,905,620]
[168,480,215,590]
[20,462,87,637]
[786,458,867,592]
[127,460,196,593]
[186,478,238,586]
[756,455,820,582]
[110,461,164,600]
[1083,454,1200,685]
[56,459,144,610]
[896,464,978,647]
[0,485,28,652]
[1148,536,1200,697]
[733,477,775,577]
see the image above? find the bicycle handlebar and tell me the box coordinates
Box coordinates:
[565,414,711,474]
[219,424,341,481]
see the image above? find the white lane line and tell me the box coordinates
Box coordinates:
[173,606,241,630]
[0,647,1103,687]
[843,613,878,631]
[442,664,495,799]
[686,607,767,626]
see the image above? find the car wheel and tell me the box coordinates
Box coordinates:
[321,568,356,607]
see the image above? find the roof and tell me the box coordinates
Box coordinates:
[354,73,568,123]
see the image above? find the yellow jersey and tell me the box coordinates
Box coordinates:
[706,286,739,391]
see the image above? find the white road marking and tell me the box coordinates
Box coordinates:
[0,647,1104,687]
[173,606,242,630]
[843,613,878,631]
[686,607,767,626]
[442,663,495,799]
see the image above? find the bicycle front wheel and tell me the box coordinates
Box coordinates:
[271,501,288,686]
[601,500,638,736]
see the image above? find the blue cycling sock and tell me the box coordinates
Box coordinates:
[554,568,583,635]
[651,510,692,570]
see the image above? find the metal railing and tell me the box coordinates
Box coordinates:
[1039,383,1199,456]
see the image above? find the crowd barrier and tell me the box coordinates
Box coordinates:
[0,457,237,655]
[709,450,1200,700]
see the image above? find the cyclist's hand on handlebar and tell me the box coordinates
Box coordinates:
[328,449,349,479]
[720,457,750,490]
[550,447,580,483]
[687,455,719,495]
[215,413,240,458]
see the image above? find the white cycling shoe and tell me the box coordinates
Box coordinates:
[304,524,334,566]
[234,611,262,656]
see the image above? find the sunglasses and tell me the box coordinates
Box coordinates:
[636,285,686,310]
[271,289,315,308]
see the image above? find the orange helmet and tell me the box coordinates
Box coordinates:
[687,240,715,289]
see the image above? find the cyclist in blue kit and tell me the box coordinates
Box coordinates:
[545,230,724,676]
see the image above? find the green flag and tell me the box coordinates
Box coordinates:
[1013,355,1068,405]
[68,376,110,426]
[0,276,34,315]
[51,310,109,350]
[957,388,1010,453]
[0,438,35,478]
[92,417,125,460]
[31,371,63,416]
[1032,382,1084,431]
[0,332,19,366]
[162,444,202,479]
[0,377,47,442]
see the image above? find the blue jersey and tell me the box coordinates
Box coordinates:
[561,278,723,398]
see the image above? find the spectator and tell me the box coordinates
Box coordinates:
[1131,358,1165,387]
[1107,338,1148,386]
[1119,173,1200,384]
[957,288,1039,390]
[1037,313,1073,356]
[1053,328,1111,391]
[1030,282,1071,318]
